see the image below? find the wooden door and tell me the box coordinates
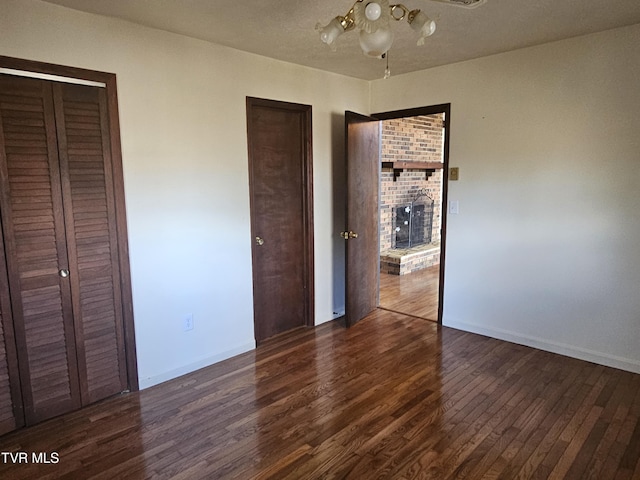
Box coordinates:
[53,82,128,405]
[246,98,314,344]
[344,112,380,327]
[0,71,132,426]
[0,75,82,423]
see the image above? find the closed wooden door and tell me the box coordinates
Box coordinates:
[246,98,314,344]
[0,72,130,426]
[344,111,381,327]
[0,75,82,423]
[53,82,128,406]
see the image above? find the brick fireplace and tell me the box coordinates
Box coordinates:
[380,114,444,275]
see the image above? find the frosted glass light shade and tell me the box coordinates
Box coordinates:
[316,17,345,50]
[409,10,436,45]
[359,27,394,58]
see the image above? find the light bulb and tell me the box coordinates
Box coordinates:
[364,2,382,21]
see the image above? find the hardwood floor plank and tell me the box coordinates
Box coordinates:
[379,266,439,321]
[355,344,537,479]
[547,405,604,479]
[402,351,558,479]
[0,310,639,479]
[444,363,555,479]
[490,359,590,478]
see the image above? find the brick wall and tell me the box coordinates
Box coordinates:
[380,114,444,252]
[381,114,444,163]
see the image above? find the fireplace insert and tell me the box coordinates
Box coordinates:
[394,189,434,248]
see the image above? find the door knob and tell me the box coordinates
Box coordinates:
[340,231,358,240]
[255,236,264,246]
[59,269,70,278]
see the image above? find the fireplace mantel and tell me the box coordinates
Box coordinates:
[382,161,444,181]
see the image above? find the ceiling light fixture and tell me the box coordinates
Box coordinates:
[316,0,436,59]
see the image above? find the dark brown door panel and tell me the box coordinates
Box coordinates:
[247,98,314,344]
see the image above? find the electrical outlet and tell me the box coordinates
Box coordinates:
[183,314,194,331]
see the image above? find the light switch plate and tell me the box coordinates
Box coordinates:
[449,200,459,215]
[450,167,459,181]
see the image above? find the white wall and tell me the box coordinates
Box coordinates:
[3,1,639,388]
[372,24,640,373]
[0,0,368,387]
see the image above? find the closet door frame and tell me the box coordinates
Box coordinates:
[0,55,138,392]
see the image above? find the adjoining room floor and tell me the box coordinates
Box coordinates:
[379,264,440,321]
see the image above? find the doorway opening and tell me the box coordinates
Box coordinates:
[374,106,450,323]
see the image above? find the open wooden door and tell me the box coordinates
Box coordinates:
[344,111,380,327]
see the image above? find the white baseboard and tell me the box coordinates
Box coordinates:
[138,341,256,389]
[444,319,640,374]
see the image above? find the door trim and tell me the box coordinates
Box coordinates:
[246,97,315,342]
[0,55,139,390]
[373,104,451,325]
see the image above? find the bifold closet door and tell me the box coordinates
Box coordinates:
[53,82,127,405]
[0,75,82,424]
[0,75,128,426]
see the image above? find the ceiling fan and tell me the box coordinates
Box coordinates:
[317,0,487,58]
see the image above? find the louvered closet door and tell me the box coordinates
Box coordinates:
[0,75,129,426]
[53,83,127,404]
[0,75,81,424]
[0,229,23,434]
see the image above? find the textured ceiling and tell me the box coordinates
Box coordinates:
[42,0,640,80]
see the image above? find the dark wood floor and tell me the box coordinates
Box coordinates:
[379,265,440,321]
[1,310,639,479]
